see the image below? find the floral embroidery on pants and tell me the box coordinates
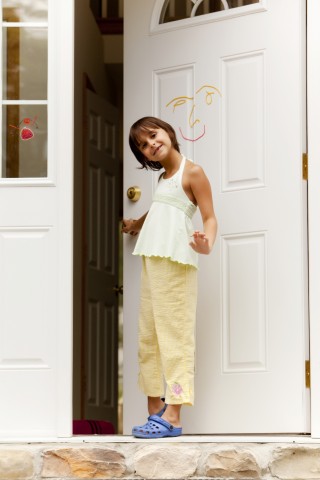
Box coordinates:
[172,383,183,396]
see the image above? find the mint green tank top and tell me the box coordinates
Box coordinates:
[133,155,198,269]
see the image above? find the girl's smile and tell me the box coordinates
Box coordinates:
[153,144,162,156]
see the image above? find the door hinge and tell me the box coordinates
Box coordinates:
[302,153,308,180]
[305,360,311,389]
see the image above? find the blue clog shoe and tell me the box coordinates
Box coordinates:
[132,404,167,436]
[132,415,182,438]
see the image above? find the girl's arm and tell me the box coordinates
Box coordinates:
[188,165,217,254]
[121,212,148,236]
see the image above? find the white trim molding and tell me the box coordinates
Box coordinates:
[50,0,74,437]
[308,0,320,439]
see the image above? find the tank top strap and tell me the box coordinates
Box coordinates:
[177,154,186,184]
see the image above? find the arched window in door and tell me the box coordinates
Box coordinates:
[160,0,260,24]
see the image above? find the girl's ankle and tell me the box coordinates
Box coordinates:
[148,398,165,415]
[162,412,181,427]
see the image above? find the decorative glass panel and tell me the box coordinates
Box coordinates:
[161,0,259,23]
[3,28,47,100]
[2,104,47,178]
[2,1,48,22]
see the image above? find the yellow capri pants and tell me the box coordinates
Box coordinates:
[138,256,198,406]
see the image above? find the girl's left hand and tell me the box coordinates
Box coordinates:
[189,231,212,255]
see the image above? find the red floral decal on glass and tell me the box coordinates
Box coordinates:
[9,116,38,141]
[20,127,34,141]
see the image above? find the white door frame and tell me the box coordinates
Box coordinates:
[53,0,74,437]
[308,0,320,439]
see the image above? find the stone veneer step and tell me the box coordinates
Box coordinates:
[0,442,320,479]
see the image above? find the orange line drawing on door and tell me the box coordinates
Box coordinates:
[166,84,221,142]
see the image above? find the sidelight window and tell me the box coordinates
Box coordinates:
[1,1,48,178]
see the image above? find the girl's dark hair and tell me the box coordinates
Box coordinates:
[129,116,180,170]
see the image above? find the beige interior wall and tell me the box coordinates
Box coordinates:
[103,35,123,63]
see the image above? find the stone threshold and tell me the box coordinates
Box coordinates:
[1,439,320,480]
[0,434,317,444]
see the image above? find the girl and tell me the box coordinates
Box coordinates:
[122,116,217,438]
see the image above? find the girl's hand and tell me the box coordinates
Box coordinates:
[189,231,212,255]
[121,218,139,236]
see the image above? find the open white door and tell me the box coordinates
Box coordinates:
[0,0,74,438]
[123,0,308,434]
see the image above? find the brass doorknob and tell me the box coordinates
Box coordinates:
[127,186,141,202]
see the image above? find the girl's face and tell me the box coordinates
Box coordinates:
[137,128,172,162]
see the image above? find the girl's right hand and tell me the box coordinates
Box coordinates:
[189,231,212,254]
[121,218,139,236]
